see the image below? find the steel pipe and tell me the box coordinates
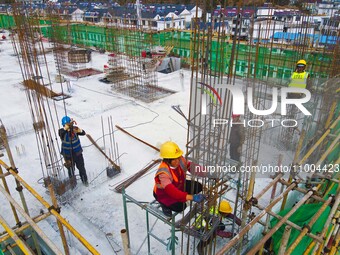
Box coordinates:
[216,183,297,255]
[247,191,313,254]
[0,214,33,255]
[0,160,100,255]
[0,184,63,254]
[284,196,332,254]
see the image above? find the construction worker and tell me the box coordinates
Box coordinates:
[193,200,241,233]
[153,141,206,217]
[229,114,245,162]
[194,200,242,255]
[59,116,88,186]
[288,59,311,98]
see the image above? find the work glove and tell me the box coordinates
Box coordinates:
[237,146,242,153]
[74,127,82,133]
[193,194,206,203]
[64,159,72,168]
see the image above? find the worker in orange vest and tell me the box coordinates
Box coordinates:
[153,141,206,217]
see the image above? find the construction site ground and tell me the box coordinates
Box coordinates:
[0,32,302,254]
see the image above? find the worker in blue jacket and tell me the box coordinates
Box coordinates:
[59,116,88,186]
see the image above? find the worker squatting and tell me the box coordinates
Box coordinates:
[196,164,293,175]
[213,118,298,128]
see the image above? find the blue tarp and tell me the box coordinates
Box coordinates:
[318,35,338,44]
[272,32,338,45]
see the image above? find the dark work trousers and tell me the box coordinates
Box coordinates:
[230,143,240,161]
[67,153,88,183]
[154,180,203,213]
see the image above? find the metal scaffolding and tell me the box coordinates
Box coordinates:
[1,0,339,254]
[0,124,100,255]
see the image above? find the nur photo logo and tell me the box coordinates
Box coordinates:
[198,82,312,127]
[198,82,223,115]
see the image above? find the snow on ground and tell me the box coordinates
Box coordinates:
[0,32,295,254]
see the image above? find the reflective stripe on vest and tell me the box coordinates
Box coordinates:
[193,214,206,229]
[154,167,173,189]
[61,132,82,156]
[289,71,308,89]
[154,157,186,189]
[193,205,219,229]
[179,157,187,172]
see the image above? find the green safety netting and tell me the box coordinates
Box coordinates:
[270,203,331,255]
[326,102,340,163]
[0,14,15,29]
[0,14,334,80]
[271,182,338,255]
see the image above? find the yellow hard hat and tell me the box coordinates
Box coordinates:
[296,59,307,66]
[159,141,183,159]
[219,200,232,214]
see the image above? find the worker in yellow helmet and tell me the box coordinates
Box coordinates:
[153,141,206,217]
[194,200,242,255]
[288,59,312,98]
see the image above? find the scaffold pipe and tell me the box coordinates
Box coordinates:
[0,160,100,255]
[0,165,20,225]
[247,190,313,254]
[284,196,333,254]
[278,226,292,255]
[238,162,257,255]
[312,190,340,254]
[0,184,63,254]
[303,241,316,255]
[216,183,297,255]
[0,211,51,243]
[5,244,17,255]
[48,184,70,255]
[279,179,325,203]
[298,116,340,165]
[314,133,340,167]
[0,125,42,254]
[120,229,131,255]
[255,204,323,243]
[0,214,33,255]
[329,226,340,255]
[254,173,283,201]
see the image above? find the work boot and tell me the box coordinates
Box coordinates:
[82,180,89,187]
[161,205,172,217]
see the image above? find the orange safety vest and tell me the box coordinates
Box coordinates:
[153,157,188,206]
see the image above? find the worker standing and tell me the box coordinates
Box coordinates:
[229,114,245,162]
[288,59,312,98]
[59,116,88,186]
[153,141,206,217]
